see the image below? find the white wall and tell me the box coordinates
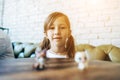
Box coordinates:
[0,0,3,26]
[2,0,120,47]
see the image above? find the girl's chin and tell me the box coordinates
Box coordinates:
[54,39,61,42]
[54,42,64,47]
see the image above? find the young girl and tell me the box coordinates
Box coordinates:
[35,12,75,59]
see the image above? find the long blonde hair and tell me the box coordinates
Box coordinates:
[40,12,75,58]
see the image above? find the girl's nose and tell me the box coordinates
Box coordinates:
[54,27,60,35]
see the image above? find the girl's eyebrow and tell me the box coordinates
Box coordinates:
[59,23,67,25]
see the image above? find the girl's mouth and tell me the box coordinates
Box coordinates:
[53,37,62,39]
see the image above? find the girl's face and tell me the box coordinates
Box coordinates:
[46,16,71,48]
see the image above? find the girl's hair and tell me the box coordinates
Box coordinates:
[40,12,75,58]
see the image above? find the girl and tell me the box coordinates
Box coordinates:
[36,12,75,59]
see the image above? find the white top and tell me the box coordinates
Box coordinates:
[46,50,67,58]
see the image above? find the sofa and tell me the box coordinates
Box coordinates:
[76,44,120,62]
[12,42,39,58]
[12,42,120,62]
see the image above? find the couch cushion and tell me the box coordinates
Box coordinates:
[76,44,120,62]
[12,42,38,58]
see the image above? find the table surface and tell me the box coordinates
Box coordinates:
[0,58,120,80]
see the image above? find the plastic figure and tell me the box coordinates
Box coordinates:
[75,52,88,70]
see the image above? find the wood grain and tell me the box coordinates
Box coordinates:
[0,58,120,80]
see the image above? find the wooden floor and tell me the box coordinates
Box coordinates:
[0,58,120,80]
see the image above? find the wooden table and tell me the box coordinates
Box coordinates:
[0,58,120,80]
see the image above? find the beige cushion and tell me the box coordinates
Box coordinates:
[76,44,120,62]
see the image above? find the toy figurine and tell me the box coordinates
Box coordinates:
[33,49,47,70]
[37,56,45,70]
[74,51,88,70]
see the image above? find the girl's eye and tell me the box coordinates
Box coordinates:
[60,27,65,29]
[60,25,66,29]
[49,26,54,30]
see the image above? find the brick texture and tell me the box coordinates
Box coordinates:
[1,0,120,47]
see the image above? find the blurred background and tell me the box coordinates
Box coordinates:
[0,0,120,47]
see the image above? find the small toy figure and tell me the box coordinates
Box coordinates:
[33,49,46,70]
[37,56,46,70]
[74,51,88,70]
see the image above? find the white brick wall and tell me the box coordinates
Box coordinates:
[1,0,120,47]
[0,0,3,26]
